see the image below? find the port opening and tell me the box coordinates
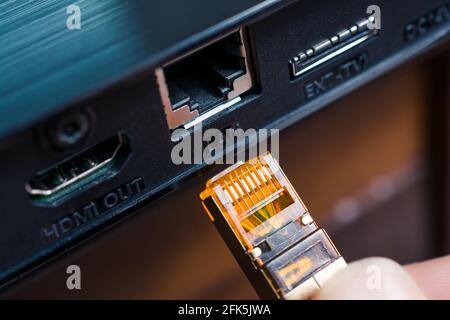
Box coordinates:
[156,28,255,131]
[289,16,379,79]
[26,133,131,205]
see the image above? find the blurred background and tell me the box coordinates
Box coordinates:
[2,40,449,300]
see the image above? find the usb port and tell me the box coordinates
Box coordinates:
[290,16,378,78]
[156,28,254,131]
[25,133,131,205]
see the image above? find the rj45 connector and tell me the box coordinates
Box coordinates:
[200,153,346,299]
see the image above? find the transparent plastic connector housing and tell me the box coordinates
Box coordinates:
[200,153,346,299]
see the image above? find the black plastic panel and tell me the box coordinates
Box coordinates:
[0,0,449,286]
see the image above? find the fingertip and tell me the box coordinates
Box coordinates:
[405,255,450,299]
[314,257,426,300]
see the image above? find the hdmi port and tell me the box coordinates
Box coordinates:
[26,133,130,205]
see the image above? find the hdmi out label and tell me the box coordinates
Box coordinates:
[42,177,145,242]
[304,52,369,100]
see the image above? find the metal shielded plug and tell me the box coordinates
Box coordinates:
[200,153,346,299]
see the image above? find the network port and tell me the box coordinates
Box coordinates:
[156,28,254,131]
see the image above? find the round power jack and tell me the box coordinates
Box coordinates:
[47,111,91,149]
